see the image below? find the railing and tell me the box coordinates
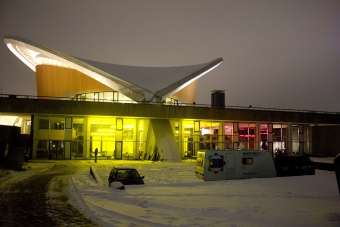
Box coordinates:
[1,93,340,115]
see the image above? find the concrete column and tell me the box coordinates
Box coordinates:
[150,119,181,162]
[232,122,239,149]
[299,124,304,154]
[268,123,273,155]
[220,121,226,150]
[255,123,261,150]
[287,123,292,154]
[32,115,39,159]
[218,121,223,149]
[84,117,90,159]
[193,130,200,155]
[64,117,73,141]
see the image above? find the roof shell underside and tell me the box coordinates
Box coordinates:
[4,36,223,102]
[77,58,220,95]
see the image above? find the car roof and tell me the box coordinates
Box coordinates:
[113,167,137,170]
[276,154,310,158]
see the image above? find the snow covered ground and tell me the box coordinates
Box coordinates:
[68,160,340,227]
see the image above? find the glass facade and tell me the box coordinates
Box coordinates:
[239,123,256,150]
[272,124,289,156]
[32,114,312,160]
[33,115,150,160]
[69,91,136,104]
[69,91,183,106]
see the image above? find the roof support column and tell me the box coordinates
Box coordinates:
[232,122,239,150]
[267,123,273,156]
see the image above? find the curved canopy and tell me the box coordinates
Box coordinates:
[4,36,223,102]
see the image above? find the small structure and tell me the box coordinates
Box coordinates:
[211,90,225,108]
[195,150,276,181]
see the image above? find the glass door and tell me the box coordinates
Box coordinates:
[49,140,64,159]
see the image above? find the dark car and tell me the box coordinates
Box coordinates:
[108,167,145,186]
[274,154,315,177]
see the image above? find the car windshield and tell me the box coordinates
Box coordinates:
[296,155,311,163]
[116,169,141,178]
[275,155,312,166]
[275,156,293,165]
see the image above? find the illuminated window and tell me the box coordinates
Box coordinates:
[242,158,253,165]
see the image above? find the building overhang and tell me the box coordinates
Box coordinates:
[4,36,223,102]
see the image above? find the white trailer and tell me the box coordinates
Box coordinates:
[195,150,277,181]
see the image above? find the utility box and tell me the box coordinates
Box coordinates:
[211,90,225,108]
[334,153,340,196]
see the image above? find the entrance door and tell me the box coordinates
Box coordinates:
[226,153,235,180]
[49,141,64,159]
[115,141,122,159]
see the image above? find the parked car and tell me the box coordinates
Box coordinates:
[108,167,145,186]
[274,154,315,176]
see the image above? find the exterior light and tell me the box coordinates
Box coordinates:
[35,54,68,67]
[7,43,36,71]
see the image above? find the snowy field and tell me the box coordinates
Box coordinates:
[68,160,340,227]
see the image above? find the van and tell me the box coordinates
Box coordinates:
[195,150,277,181]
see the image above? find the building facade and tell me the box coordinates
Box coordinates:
[2,97,340,161]
[1,36,340,162]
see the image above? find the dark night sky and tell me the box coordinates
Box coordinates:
[1,0,339,111]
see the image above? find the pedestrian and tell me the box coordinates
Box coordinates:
[24,148,29,165]
[94,148,98,163]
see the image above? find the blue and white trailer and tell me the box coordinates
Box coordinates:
[195,150,277,181]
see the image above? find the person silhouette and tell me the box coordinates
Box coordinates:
[94,148,98,163]
[24,148,29,165]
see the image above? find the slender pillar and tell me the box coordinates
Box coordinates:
[287,123,292,154]
[268,123,273,155]
[233,122,239,149]
[255,123,261,150]
[299,124,304,154]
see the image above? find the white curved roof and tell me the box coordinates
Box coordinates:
[4,36,223,102]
